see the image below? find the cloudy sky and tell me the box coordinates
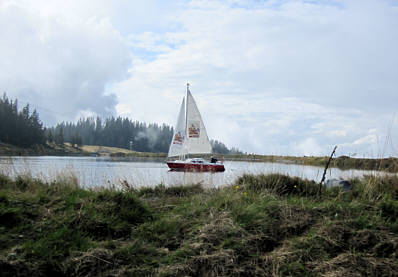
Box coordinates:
[1,0,397,157]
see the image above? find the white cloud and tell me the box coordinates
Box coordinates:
[113,0,398,156]
[296,137,323,156]
[0,0,131,124]
[1,0,397,157]
[353,134,377,146]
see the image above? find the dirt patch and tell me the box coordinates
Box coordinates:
[348,229,377,251]
[279,205,315,237]
[197,211,246,245]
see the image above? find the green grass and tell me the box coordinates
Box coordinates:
[0,173,397,276]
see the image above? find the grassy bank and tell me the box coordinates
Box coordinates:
[224,154,398,173]
[1,173,397,276]
[0,142,91,156]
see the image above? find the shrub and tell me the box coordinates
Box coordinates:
[354,175,398,201]
[23,226,91,260]
[379,199,398,222]
[76,190,153,239]
[236,173,319,197]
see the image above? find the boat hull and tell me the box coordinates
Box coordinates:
[167,162,225,172]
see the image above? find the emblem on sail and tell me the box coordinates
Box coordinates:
[173,131,184,145]
[188,122,200,138]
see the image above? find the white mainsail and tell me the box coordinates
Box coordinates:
[168,98,187,157]
[185,89,212,154]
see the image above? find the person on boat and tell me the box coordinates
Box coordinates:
[210,156,218,163]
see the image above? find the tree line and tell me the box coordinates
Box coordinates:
[49,117,242,154]
[0,94,46,147]
[211,140,242,155]
[0,94,241,154]
[48,117,173,153]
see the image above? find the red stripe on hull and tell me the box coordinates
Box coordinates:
[167,162,225,172]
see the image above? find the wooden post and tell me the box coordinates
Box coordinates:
[319,146,337,195]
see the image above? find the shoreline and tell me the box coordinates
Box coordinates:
[1,142,397,173]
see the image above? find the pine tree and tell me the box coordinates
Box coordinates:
[47,130,54,143]
[0,94,46,147]
[55,126,64,146]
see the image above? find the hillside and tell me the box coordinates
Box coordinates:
[0,142,84,156]
[0,142,166,158]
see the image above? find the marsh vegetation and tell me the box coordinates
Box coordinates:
[0,172,397,276]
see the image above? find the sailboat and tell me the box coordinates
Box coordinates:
[166,83,225,172]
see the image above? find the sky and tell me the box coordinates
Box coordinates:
[1,0,397,157]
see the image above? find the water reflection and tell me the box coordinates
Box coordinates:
[0,156,393,188]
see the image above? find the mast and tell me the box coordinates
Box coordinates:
[185,83,189,160]
[185,83,189,134]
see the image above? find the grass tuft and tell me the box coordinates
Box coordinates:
[236,173,319,197]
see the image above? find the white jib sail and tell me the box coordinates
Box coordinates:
[168,98,187,157]
[185,90,212,154]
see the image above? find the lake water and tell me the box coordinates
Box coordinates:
[0,156,390,188]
